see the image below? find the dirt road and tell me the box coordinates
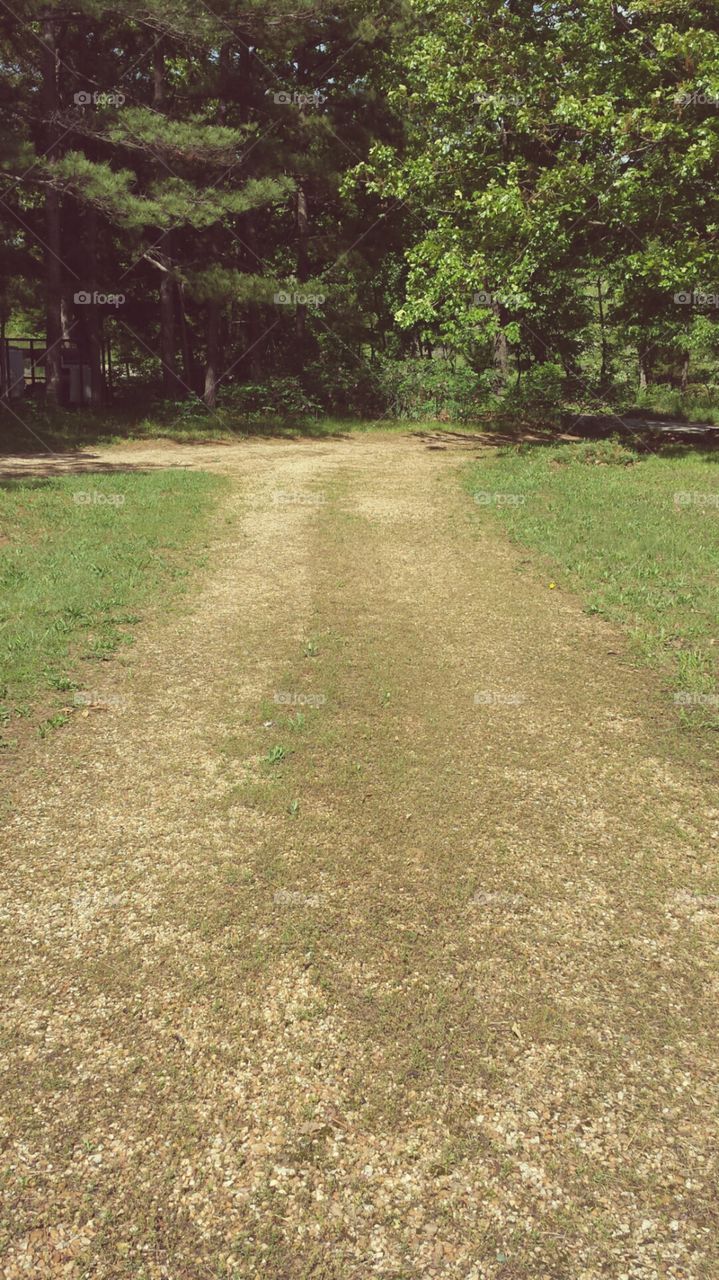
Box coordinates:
[1,433,717,1279]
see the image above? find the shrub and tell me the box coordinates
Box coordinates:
[221,377,321,420]
[376,357,487,421]
[169,394,210,421]
[301,358,384,417]
[492,362,566,429]
[570,436,639,466]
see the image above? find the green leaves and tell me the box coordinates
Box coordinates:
[358,0,719,379]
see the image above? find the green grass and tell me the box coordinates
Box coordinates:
[0,469,225,741]
[468,441,719,726]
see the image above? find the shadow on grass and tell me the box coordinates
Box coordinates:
[0,413,362,454]
[0,461,162,483]
[4,398,719,466]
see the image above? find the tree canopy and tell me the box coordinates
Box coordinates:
[1,0,718,419]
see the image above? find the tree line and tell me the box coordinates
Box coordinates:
[1,0,718,419]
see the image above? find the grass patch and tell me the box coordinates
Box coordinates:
[467,441,719,726]
[0,468,225,741]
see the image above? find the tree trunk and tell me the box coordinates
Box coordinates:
[597,276,609,389]
[64,29,104,406]
[84,204,103,406]
[218,40,231,125]
[204,301,220,408]
[153,42,183,398]
[242,214,263,379]
[60,291,73,342]
[488,320,506,378]
[159,268,181,397]
[491,306,509,383]
[485,281,509,384]
[235,40,264,381]
[295,182,309,370]
[0,312,8,400]
[153,40,166,110]
[638,345,650,392]
[177,282,193,391]
[41,13,63,405]
[103,326,114,399]
[680,351,689,394]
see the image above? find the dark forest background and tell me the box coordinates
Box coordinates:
[1,0,718,432]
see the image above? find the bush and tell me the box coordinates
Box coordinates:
[301,358,384,417]
[492,362,566,429]
[376,357,487,421]
[221,377,321,420]
[169,394,210,420]
[569,436,639,466]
